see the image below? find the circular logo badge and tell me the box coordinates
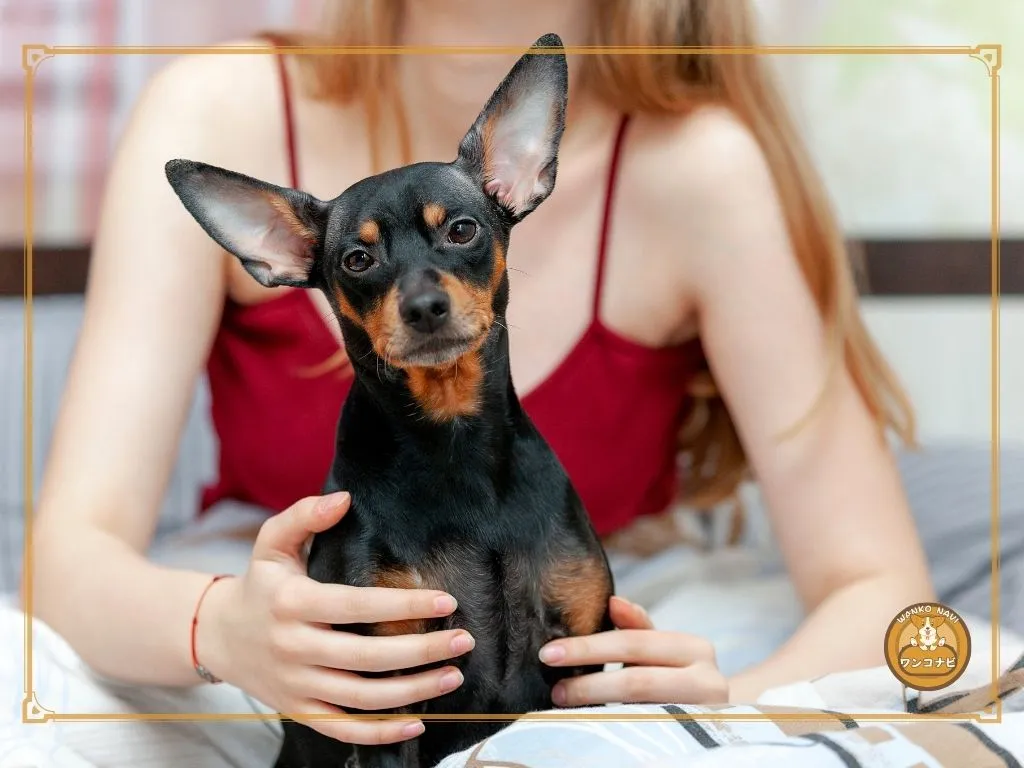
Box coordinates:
[884,602,972,691]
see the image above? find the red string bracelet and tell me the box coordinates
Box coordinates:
[190,574,231,684]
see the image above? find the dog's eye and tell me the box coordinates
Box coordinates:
[447,220,477,245]
[343,250,375,273]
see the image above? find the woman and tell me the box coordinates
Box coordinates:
[27,0,934,763]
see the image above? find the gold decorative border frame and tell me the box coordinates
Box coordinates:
[21,42,1003,727]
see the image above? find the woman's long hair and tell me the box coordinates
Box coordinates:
[273,0,916,508]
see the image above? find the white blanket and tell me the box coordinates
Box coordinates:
[4,598,1023,768]
[3,499,1022,767]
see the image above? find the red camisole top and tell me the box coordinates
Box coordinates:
[199,53,705,538]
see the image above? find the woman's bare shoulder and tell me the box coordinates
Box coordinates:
[629,104,779,215]
[614,104,791,305]
[132,36,294,175]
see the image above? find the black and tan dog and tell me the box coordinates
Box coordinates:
[166,34,614,768]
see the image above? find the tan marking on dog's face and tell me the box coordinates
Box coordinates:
[438,272,495,335]
[541,555,612,636]
[422,203,447,229]
[405,352,484,421]
[358,219,380,245]
[354,264,502,421]
[490,241,506,293]
[333,288,362,328]
[362,287,403,360]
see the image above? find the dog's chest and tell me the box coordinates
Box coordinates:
[316,425,614,660]
[364,533,611,693]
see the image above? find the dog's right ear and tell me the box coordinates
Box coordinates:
[165,159,329,288]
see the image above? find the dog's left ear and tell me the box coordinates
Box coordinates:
[456,33,569,221]
[165,159,329,288]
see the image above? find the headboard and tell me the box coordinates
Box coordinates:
[2,238,1019,297]
[3,238,1021,446]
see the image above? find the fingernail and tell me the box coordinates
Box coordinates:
[440,669,464,693]
[625,598,647,615]
[401,721,424,738]
[539,644,565,664]
[551,684,566,706]
[450,632,475,655]
[315,491,349,513]
[434,595,457,615]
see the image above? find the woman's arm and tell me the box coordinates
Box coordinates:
[28,51,242,686]
[28,50,473,743]
[539,106,934,706]
[26,52,473,744]
[672,107,934,700]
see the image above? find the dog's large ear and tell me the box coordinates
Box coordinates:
[165,159,329,288]
[456,33,568,221]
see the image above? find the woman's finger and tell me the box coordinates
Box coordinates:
[271,576,458,625]
[608,596,654,630]
[551,663,728,707]
[539,629,715,668]
[297,664,465,712]
[287,698,425,745]
[272,623,476,672]
[253,493,351,564]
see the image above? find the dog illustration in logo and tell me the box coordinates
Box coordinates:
[898,613,957,676]
[909,615,947,651]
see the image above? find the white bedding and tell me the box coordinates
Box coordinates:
[3,595,1023,768]
[3,499,1024,768]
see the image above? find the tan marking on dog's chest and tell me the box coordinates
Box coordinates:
[371,566,429,636]
[541,555,612,636]
[405,352,484,421]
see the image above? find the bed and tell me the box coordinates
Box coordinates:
[2,240,1024,766]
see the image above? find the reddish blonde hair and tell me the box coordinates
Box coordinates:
[274,0,916,507]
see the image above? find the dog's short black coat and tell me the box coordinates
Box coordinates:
[165,33,615,768]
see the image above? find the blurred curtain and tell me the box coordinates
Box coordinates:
[1,0,323,245]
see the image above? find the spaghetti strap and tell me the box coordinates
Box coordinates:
[262,33,301,189]
[592,114,631,318]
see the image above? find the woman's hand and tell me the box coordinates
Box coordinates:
[538,596,728,707]
[195,492,475,745]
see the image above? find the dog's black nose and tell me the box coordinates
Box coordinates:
[399,287,450,334]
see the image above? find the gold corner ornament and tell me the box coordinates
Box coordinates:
[970,45,1002,77]
[21,45,55,74]
[22,690,55,724]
